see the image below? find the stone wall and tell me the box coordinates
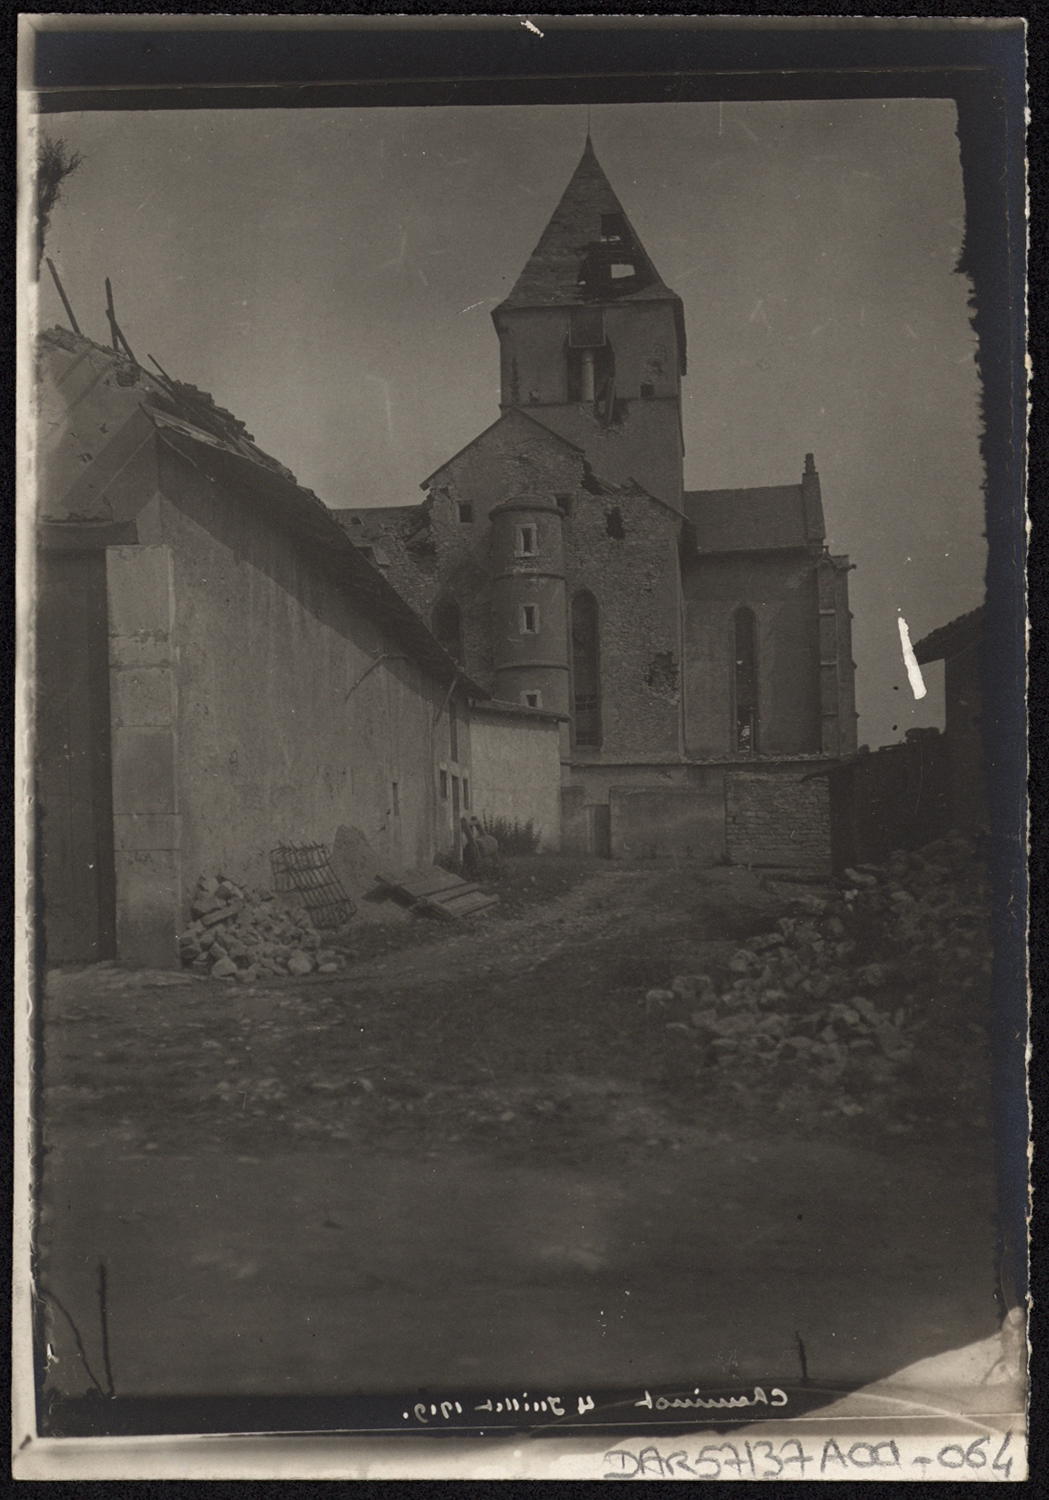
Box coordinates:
[563,488,683,759]
[683,552,823,759]
[725,770,832,871]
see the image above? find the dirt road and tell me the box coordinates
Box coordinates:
[35,857,1001,1422]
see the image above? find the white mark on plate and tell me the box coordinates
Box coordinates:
[897,615,927,700]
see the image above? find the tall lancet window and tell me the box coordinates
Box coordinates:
[734,607,758,754]
[571,591,601,748]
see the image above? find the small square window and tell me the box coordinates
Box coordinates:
[521,603,539,634]
[555,493,573,516]
[640,382,655,399]
[458,502,474,524]
[522,690,542,709]
[439,768,448,800]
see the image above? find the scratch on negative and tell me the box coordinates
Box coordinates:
[522,19,544,36]
[897,615,927,700]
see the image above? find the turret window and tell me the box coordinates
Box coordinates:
[521,690,542,709]
[520,603,539,634]
[515,524,537,557]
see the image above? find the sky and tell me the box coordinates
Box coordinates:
[34,98,987,749]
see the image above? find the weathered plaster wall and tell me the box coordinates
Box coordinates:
[725,771,831,872]
[609,785,724,863]
[106,545,182,967]
[36,334,158,525]
[564,490,683,759]
[155,450,447,906]
[469,708,562,851]
[683,553,823,759]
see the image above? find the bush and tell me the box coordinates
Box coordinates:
[482,815,541,856]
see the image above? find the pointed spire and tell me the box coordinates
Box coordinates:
[496,138,678,311]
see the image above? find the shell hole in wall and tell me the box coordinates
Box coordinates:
[605,507,625,540]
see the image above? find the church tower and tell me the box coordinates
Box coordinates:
[488,494,570,721]
[491,137,687,510]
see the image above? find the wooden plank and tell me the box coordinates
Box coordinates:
[375,870,497,919]
[376,867,469,899]
[434,891,499,917]
[400,871,479,899]
[403,865,466,891]
[425,882,485,905]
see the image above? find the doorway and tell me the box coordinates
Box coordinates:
[35,549,116,962]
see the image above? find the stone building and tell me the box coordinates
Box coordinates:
[335,138,858,863]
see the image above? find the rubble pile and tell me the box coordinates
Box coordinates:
[179,875,350,982]
[645,834,992,1126]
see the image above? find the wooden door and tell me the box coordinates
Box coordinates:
[35,549,116,962]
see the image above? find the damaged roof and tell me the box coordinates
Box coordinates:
[37,327,486,696]
[331,505,424,543]
[683,484,824,553]
[912,606,984,664]
[493,139,686,369]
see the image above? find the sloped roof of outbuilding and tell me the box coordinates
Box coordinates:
[37,328,486,696]
[912,605,984,664]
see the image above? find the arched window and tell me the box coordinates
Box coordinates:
[734,607,758,754]
[432,599,463,664]
[571,591,601,748]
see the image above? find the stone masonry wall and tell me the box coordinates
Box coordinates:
[725,770,831,872]
[564,488,683,759]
